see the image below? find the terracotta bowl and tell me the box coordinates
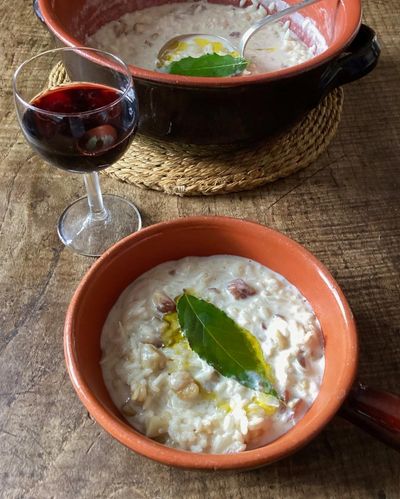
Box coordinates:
[64,216,363,469]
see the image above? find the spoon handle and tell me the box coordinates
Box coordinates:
[239,0,323,57]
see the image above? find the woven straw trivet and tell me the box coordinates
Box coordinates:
[49,62,343,196]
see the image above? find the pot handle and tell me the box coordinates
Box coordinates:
[339,382,400,451]
[319,24,381,94]
[33,0,45,23]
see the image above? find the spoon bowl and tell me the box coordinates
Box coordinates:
[157,0,324,71]
[156,34,237,68]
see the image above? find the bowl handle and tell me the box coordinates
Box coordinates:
[33,0,45,23]
[319,24,381,95]
[339,382,400,451]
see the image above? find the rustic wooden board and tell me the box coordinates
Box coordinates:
[0,0,399,497]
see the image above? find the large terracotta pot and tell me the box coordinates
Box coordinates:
[35,0,380,144]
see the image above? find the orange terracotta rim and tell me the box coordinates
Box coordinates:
[39,0,361,87]
[64,216,358,469]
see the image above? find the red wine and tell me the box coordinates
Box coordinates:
[22,83,137,173]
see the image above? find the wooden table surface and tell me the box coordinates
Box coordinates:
[1,0,399,497]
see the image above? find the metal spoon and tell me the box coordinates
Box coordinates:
[157,0,323,66]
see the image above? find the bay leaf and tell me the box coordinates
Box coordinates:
[164,53,248,77]
[176,293,277,397]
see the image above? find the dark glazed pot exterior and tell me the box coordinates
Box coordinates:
[134,65,325,144]
[134,25,379,144]
[36,0,380,145]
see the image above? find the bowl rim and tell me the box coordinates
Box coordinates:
[39,0,361,88]
[64,216,358,469]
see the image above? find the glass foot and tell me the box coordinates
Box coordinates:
[57,194,142,257]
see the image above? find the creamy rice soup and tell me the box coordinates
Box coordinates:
[88,0,327,75]
[101,255,325,453]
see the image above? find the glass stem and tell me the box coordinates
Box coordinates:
[83,172,108,222]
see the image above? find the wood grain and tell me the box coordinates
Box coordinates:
[0,0,399,497]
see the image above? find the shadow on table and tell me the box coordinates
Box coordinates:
[171,419,399,498]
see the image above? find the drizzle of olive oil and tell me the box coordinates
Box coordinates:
[198,385,232,412]
[217,401,232,413]
[162,312,184,347]
[245,393,279,416]
[162,312,191,372]
[198,384,216,401]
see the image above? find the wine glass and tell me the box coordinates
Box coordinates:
[13,47,141,257]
